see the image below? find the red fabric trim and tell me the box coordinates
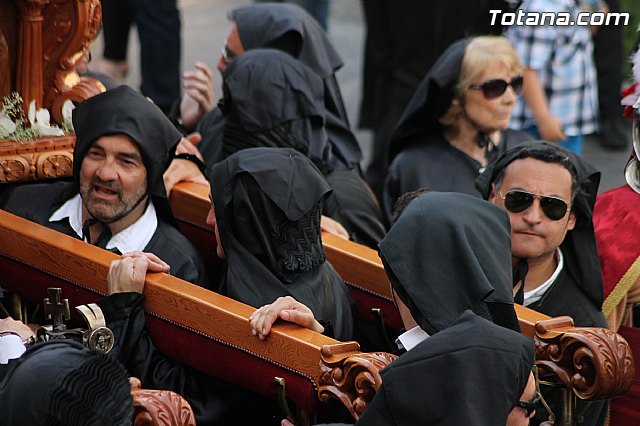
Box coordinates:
[348,286,403,333]
[594,186,640,299]
[610,326,640,426]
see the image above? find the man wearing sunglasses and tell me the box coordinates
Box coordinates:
[478,140,608,426]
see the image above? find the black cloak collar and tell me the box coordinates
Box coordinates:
[210,148,355,339]
[379,192,519,334]
[358,310,534,426]
[222,49,344,173]
[388,38,471,162]
[231,3,343,78]
[476,140,604,309]
[0,340,132,426]
[72,85,182,224]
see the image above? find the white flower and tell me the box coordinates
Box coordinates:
[0,107,16,135]
[61,99,74,123]
[28,99,64,137]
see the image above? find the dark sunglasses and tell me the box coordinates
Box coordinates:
[469,75,524,99]
[500,190,569,221]
[220,39,235,63]
[514,394,541,418]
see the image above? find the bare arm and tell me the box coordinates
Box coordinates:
[522,68,566,141]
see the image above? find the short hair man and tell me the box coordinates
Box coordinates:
[2,86,208,288]
[477,140,607,426]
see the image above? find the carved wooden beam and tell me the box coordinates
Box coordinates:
[14,0,48,111]
[0,134,74,182]
[319,343,397,420]
[130,377,196,426]
[534,317,635,400]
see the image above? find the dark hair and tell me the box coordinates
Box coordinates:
[493,148,578,201]
[391,188,433,224]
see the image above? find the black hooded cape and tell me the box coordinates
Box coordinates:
[2,87,209,288]
[476,141,606,327]
[382,39,530,223]
[197,3,362,170]
[379,191,520,335]
[0,340,133,426]
[358,310,534,426]
[476,141,607,426]
[211,147,354,341]
[221,49,386,249]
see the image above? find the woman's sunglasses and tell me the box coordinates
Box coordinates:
[500,190,569,221]
[514,394,541,418]
[469,75,524,99]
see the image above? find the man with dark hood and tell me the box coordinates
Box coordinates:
[190,3,362,171]
[220,49,385,248]
[2,86,208,288]
[0,339,133,425]
[476,140,607,425]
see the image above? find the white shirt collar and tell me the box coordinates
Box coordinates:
[395,326,430,352]
[49,194,157,254]
[523,248,564,307]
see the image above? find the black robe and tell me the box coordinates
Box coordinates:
[210,148,354,342]
[198,3,362,170]
[2,181,209,288]
[383,129,531,223]
[358,311,534,425]
[220,49,385,249]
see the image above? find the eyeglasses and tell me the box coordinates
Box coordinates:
[220,39,236,64]
[514,394,541,418]
[500,190,569,221]
[469,75,524,99]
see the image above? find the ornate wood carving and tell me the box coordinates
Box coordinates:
[130,377,196,426]
[319,342,398,420]
[0,134,74,182]
[534,318,635,400]
[0,0,104,183]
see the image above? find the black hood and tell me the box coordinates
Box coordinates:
[72,85,182,224]
[476,140,604,308]
[379,191,519,334]
[388,38,470,161]
[222,49,343,173]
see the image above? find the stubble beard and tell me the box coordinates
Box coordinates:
[80,177,147,224]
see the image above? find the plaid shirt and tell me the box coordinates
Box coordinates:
[506,0,599,136]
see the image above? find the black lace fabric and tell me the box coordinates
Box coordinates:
[273,202,326,282]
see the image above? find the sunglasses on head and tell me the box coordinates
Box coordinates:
[221,39,235,64]
[514,394,541,418]
[500,190,569,221]
[469,75,524,99]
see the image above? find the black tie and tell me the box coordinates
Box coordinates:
[81,219,113,249]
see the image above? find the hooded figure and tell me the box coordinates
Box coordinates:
[383,37,530,225]
[197,3,362,170]
[221,49,386,249]
[3,86,208,288]
[476,141,607,426]
[358,310,535,426]
[476,141,605,327]
[0,340,133,426]
[210,147,354,341]
[379,191,520,335]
